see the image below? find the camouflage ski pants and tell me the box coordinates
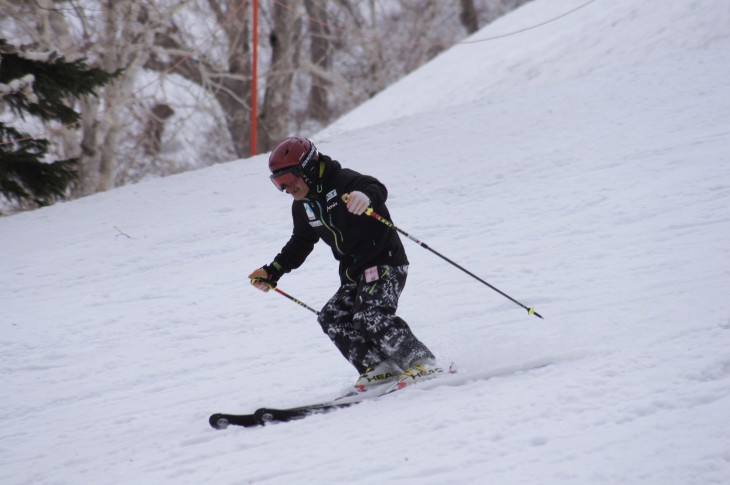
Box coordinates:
[317,264,434,374]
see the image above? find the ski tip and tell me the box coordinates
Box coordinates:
[209,413,230,430]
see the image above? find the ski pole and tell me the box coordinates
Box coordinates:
[344,194,543,319]
[251,277,320,315]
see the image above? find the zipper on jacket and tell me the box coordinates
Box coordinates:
[311,200,344,256]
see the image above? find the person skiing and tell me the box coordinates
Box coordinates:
[248,136,439,392]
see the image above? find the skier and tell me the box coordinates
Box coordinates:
[248,137,439,392]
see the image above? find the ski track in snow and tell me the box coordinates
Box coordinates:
[2,0,730,484]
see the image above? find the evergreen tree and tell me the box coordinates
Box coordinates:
[0,39,118,210]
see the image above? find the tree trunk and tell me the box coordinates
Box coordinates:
[144,0,252,158]
[77,97,101,196]
[143,104,175,157]
[304,0,331,123]
[459,0,480,34]
[219,0,252,158]
[258,1,299,151]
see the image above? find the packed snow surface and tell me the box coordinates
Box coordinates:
[2,0,729,483]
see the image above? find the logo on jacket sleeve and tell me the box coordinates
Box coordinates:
[304,203,316,220]
[326,189,337,202]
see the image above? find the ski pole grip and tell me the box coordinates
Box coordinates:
[341,193,374,216]
[251,276,277,290]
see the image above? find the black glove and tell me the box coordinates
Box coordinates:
[262,262,285,283]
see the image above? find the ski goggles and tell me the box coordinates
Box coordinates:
[270,166,303,192]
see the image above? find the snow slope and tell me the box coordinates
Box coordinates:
[2,0,730,483]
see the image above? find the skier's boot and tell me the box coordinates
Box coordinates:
[394,358,447,390]
[354,361,402,392]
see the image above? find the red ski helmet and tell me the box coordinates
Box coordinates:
[268,137,319,191]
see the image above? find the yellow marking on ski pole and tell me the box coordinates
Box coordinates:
[528,306,536,316]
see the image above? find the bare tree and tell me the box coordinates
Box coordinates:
[1,0,164,196]
[144,0,254,158]
[303,0,333,123]
[1,0,534,213]
[257,0,301,151]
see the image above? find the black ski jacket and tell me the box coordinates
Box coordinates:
[266,154,408,284]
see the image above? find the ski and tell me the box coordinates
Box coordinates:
[209,360,557,429]
[209,412,260,429]
[209,363,457,429]
[209,385,392,429]
[209,401,358,429]
[209,379,402,429]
